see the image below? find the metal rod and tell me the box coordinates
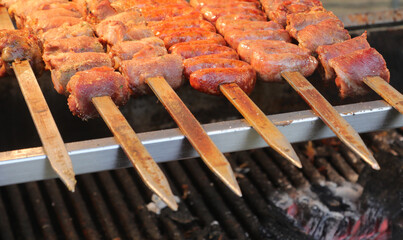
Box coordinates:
[220,83,301,168]
[363,76,403,114]
[0,7,76,191]
[146,76,242,197]
[92,96,178,211]
[282,71,380,170]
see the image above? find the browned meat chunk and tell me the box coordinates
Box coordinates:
[48,52,112,94]
[141,6,202,22]
[286,10,338,39]
[201,6,266,23]
[67,66,130,120]
[9,0,78,28]
[238,40,318,82]
[150,19,216,38]
[262,0,324,26]
[296,19,351,53]
[216,18,282,35]
[41,22,94,42]
[162,28,226,49]
[24,8,83,30]
[110,0,154,13]
[120,54,184,95]
[0,29,43,77]
[43,36,104,69]
[171,43,238,60]
[29,17,83,35]
[109,37,167,69]
[184,57,256,95]
[316,32,370,81]
[77,0,117,23]
[95,11,152,45]
[224,29,291,49]
[168,39,227,52]
[329,48,390,98]
[190,0,261,10]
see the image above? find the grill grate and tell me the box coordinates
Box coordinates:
[0,130,402,240]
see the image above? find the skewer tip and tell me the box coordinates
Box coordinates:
[215,164,242,197]
[279,147,302,169]
[371,162,381,171]
[160,194,179,211]
[361,153,381,171]
[61,176,77,192]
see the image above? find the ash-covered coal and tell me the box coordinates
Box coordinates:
[265,131,403,240]
[357,150,403,240]
[270,181,364,239]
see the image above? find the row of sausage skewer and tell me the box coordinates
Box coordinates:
[0,0,402,210]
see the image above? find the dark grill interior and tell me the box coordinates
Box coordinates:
[1,130,401,240]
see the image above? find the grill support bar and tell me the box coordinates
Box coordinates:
[0,100,402,186]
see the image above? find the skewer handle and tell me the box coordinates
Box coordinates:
[92,96,178,210]
[146,76,241,196]
[13,61,76,191]
[363,76,403,114]
[282,71,380,170]
[220,83,301,168]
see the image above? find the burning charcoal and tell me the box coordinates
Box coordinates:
[357,151,403,239]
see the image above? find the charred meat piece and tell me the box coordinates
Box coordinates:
[286,10,338,39]
[95,11,152,45]
[184,57,256,95]
[238,40,318,82]
[141,6,202,22]
[168,39,227,52]
[200,6,266,23]
[0,29,43,77]
[75,0,117,23]
[224,29,291,49]
[150,19,216,38]
[171,43,238,60]
[48,52,112,94]
[110,0,154,13]
[43,36,104,69]
[316,32,370,81]
[215,14,268,26]
[29,17,84,35]
[190,0,261,10]
[24,8,83,29]
[262,0,324,26]
[329,48,390,98]
[67,66,130,120]
[216,18,282,35]
[41,21,94,42]
[296,19,350,53]
[120,54,184,96]
[9,0,76,28]
[109,37,167,69]
[162,28,226,49]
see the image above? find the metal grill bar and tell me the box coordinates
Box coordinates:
[0,100,402,186]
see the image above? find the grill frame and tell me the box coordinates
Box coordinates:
[1,9,403,186]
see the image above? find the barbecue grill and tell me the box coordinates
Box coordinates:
[0,1,403,239]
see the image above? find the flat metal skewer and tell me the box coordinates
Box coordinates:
[0,6,76,191]
[363,76,403,114]
[13,61,77,190]
[92,96,178,210]
[146,76,242,196]
[1,7,178,209]
[282,71,380,170]
[220,83,302,168]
